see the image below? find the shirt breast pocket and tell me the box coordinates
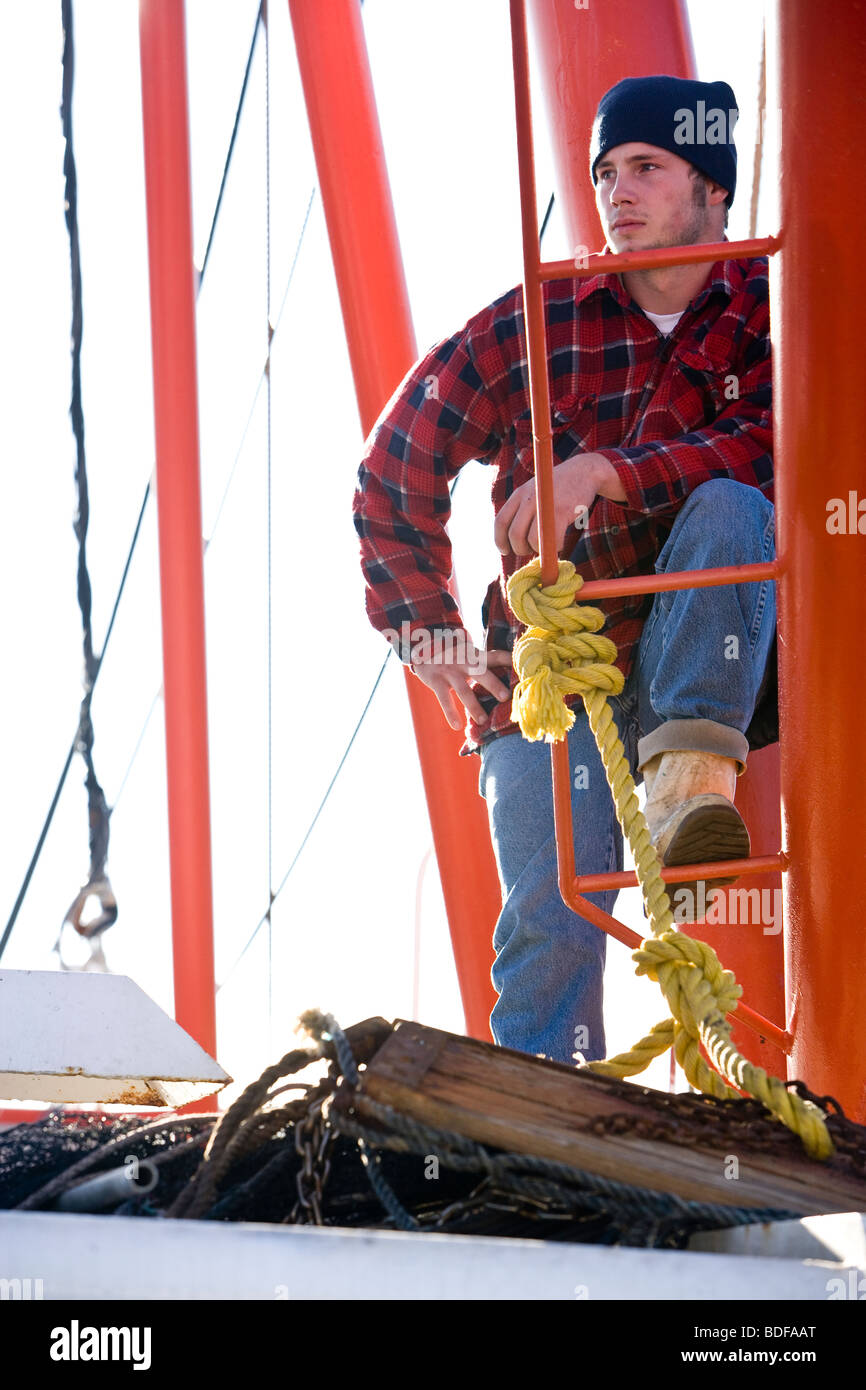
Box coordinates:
[511,394,598,478]
[673,344,735,426]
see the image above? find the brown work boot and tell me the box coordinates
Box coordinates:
[641,749,750,923]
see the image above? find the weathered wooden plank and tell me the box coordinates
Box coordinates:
[335,1020,866,1216]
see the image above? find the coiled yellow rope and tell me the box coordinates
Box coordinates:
[507,557,832,1160]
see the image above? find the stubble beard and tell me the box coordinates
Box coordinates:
[615,182,714,300]
[631,182,712,253]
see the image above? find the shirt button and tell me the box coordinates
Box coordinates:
[611,525,620,534]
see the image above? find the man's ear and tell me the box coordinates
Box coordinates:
[706,179,730,208]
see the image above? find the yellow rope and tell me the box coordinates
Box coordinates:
[507,557,833,1160]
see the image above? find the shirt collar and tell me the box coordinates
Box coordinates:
[573,238,745,313]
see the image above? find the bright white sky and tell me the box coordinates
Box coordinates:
[0,0,771,1105]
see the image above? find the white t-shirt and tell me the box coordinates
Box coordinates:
[643,307,685,336]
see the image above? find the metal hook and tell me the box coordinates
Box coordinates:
[63,875,117,939]
[54,875,117,972]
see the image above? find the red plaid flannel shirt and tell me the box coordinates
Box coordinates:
[353,251,773,755]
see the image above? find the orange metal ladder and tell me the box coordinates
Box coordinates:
[507,0,791,1056]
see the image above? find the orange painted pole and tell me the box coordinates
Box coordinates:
[521,0,786,1076]
[774,0,866,1119]
[139,1,217,1072]
[527,0,696,257]
[510,0,559,591]
[287,0,501,1039]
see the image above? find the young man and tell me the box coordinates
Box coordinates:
[353,75,777,1065]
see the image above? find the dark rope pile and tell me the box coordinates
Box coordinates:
[5,1013,865,1248]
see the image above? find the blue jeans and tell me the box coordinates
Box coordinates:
[478,479,776,1064]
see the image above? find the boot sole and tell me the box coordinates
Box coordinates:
[651,794,751,921]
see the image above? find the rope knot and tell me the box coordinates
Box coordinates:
[633,930,741,1041]
[507,559,624,742]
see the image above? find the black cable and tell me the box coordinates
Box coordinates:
[111,184,317,827]
[218,478,472,993]
[539,190,555,245]
[107,183,317,831]
[216,188,557,992]
[1,1,264,961]
[5,0,555,967]
[59,0,114,940]
[0,744,76,963]
[217,650,393,990]
[0,483,151,963]
[199,2,264,282]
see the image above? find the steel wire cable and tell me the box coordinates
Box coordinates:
[4,0,556,980]
[217,196,559,990]
[0,2,266,959]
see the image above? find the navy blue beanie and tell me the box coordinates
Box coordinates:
[590,76,738,207]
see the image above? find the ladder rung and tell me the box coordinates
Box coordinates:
[538,234,782,284]
[573,852,786,894]
[579,560,780,602]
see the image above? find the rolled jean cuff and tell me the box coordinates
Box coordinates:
[637,718,750,778]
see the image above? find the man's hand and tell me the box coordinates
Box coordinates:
[410,643,513,731]
[493,452,624,556]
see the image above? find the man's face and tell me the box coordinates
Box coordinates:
[594,141,723,252]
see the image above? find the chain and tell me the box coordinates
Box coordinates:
[786,1081,866,1179]
[583,1104,790,1154]
[579,1081,866,1175]
[288,1095,333,1225]
[577,1078,808,1157]
[430,1177,579,1232]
